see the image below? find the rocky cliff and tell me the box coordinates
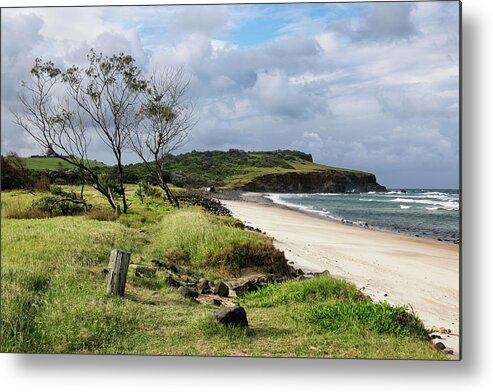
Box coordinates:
[239,170,386,193]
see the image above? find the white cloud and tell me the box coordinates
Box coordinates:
[0,2,459,188]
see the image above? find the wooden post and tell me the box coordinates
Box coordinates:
[106,249,131,296]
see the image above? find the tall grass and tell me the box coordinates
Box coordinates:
[146,210,288,277]
[237,274,363,308]
[306,301,429,339]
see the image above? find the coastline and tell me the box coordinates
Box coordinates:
[216,191,460,359]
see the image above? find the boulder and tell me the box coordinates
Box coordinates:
[213,281,229,297]
[212,299,222,306]
[434,342,446,351]
[214,306,248,327]
[177,286,199,299]
[198,279,212,294]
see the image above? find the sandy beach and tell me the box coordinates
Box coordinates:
[220,193,460,359]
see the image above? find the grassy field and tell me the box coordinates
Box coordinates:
[1,187,445,358]
[15,157,107,170]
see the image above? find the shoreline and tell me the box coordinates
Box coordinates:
[216,189,458,245]
[216,191,460,359]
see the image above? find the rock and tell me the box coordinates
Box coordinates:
[430,334,442,339]
[166,275,181,288]
[212,299,222,306]
[434,342,446,351]
[133,265,156,278]
[151,259,165,268]
[198,279,212,294]
[214,306,248,327]
[213,281,229,297]
[442,348,454,355]
[177,286,199,299]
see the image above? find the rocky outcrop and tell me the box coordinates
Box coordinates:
[239,170,386,193]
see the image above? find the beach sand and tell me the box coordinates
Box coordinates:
[220,193,460,359]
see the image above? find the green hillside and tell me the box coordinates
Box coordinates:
[16,157,107,170]
[124,149,369,188]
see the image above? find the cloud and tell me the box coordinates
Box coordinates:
[329,3,417,42]
[0,2,460,188]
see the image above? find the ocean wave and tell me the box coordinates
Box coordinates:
[264,194,341,220]
[400,205,412,209]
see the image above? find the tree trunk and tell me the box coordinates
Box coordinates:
[105,249,131,296]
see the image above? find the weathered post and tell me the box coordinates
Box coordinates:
[106,249,131,296]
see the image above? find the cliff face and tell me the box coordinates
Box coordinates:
[240,170,386,193]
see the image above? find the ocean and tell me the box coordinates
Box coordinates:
[265,189,460,243]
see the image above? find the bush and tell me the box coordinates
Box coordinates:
[306,301,429,339]
[33,175,51,191]
[32,196,86,216]
[1,156,33,189]
[238,274,363,308]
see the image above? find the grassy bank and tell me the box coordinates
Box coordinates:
[1,188,445,358]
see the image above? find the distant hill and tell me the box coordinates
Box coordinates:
[16,157,107,170]
[124,149,375,190]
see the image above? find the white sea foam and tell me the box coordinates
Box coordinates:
[400,205,412,209]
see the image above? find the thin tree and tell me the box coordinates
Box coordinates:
[13,58,123,212]
[62,50,148,213]
[131,68,195,207]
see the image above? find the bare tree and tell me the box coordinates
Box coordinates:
[62,50,148,213]
[13,58,122,212]
[131,68,195,207]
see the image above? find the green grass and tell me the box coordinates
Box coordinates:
[15,157,106,170]
[1,188,445,358]
[306,301,429,338]
[237,274,363,308]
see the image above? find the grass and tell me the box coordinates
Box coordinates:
[1,188,446,359]
[14,157,107,170]
[237,274,363,308]
[144,209,288,278]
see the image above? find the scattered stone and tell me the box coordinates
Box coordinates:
[151,259,165,268]
[177,286,199,299]
[198,279,212,294]
[431,326,452,334]
[166,275,181,288]
[178,191,232,217]
[434,342,446,351]
[133,265,157,278]
[213,281,230,297]
[214,306,248,327]
[442,348,454,355]
[430,334,442,339]
[212,299,222,306]
[384,293,388,297]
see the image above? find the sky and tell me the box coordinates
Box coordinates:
[0,1,460,188]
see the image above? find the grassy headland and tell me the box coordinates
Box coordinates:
[1,186,445,358]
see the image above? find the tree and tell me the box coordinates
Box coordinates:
[13,58,123,212]
[62,50,148,213]
[130,68,195,207]
[14,51,149,214]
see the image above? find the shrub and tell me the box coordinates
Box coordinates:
[306,301,429,339]
[33,175,51,191]
[32,196,86,216]
[238,274,363,308]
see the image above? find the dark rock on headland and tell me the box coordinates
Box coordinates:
[240,170,386,193]
[214,306,248,327]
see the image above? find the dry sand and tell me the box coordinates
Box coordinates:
[221,194,460,359]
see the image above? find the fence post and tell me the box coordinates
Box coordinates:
[105,249,131,296]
